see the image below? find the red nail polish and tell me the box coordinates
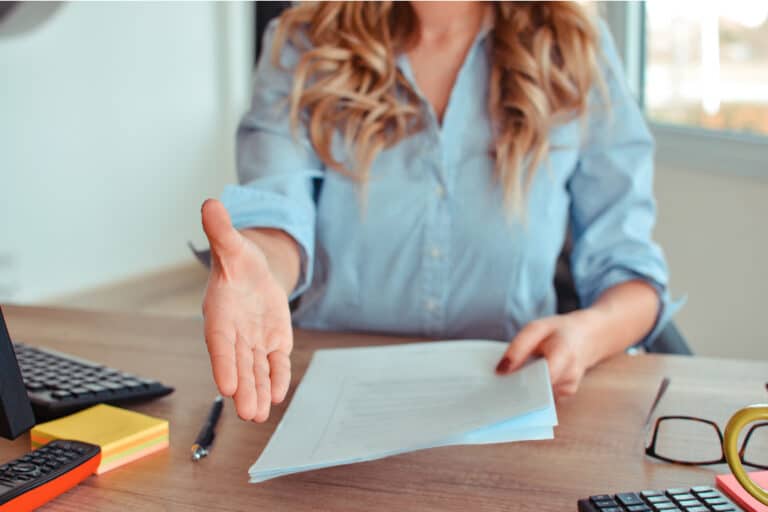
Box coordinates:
[495,356,511,374]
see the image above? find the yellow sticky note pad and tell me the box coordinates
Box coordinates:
[31,404,169,474]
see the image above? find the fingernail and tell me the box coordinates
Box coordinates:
[495,356,511,374]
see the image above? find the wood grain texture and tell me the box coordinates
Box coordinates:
[1,305,766,511]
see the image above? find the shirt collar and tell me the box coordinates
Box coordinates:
[477,4,495,42]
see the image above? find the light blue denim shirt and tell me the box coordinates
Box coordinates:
[222,18,677,345]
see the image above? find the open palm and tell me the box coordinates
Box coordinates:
[201,199,293,422]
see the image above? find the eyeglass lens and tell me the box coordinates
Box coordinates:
[742,422,768,468]
[653,417,723,464]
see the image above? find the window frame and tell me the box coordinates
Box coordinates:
[603,1,768,179]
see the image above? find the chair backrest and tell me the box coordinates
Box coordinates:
[254,1,292,64]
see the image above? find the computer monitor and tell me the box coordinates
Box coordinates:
[0,306,36,440]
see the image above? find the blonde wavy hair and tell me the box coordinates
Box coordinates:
[273,1,602,209]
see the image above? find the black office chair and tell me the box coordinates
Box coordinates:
[195,1,692,356]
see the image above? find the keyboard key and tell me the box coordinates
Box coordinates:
[647,496,670,503]
[685,507,707,512]
[711,505,735,511]
[70,387,92,397]
[42,378,62,388]
[676,499,699,508]
[594,499,618,508]
[627,505,650,511]
[617,493,644,506]
[591,495,613,502]
[600,508,622,512]
[690,486,714,494]
[704,498,729,506]
[102,381,124,390]
[652,503,678,511]
[52,390,72,399]
[666,488,689,496]
[672,494,695,502]
[25,381,44,391]
[642,490,664,497]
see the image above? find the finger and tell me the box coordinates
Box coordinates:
[233,339,258,420]
[252,349,272,423]
[201,199,242,258]
[537,336,572,386]
[496,319,557,374]
[204,325,237,397]
[554,381,579,398]
[268,350,291,404]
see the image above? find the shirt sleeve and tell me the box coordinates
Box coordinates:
[567,20,681,347]
[221,19,323,300]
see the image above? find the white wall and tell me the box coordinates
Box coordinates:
[654,165,768,359]
[0,2,251,301]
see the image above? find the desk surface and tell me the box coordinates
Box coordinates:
[1,305,766,511]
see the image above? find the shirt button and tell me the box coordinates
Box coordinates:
[424,298,439,312]
[435,185,445,198]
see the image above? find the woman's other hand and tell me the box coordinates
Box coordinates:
[494,311,599,399]
[201,199,294,422]
[494,281,658,399]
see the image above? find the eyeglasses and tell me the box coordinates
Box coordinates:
[643,377,768,468]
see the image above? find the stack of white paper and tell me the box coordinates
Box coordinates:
[249,340,557,482]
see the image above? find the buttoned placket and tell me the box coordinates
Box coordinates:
[396,29,489,336]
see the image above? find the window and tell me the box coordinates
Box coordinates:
[644,2,768,138]
[603,1,767,176]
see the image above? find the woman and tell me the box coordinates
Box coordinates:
[201,1,675,422]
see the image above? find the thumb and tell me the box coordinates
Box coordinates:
[496,319,556,375]
[201,199,242,257]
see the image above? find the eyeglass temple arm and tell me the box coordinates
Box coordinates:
[643,377,670,430]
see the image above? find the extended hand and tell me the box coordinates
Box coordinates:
[201,199,293,422]
[495,311,597,398]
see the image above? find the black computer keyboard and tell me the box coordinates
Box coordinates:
[577,486,743,511]
[13,342,173,420]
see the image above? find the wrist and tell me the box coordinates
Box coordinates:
[241,228,300,299]
[565,307,612,369]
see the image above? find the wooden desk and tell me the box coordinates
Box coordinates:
[1,305,766,511]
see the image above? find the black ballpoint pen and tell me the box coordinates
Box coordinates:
[191,395,224,461]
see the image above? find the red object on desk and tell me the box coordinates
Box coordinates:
[0,451,100,512]
[716,470,768,512]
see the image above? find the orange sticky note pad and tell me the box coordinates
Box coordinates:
[30,404,169,475]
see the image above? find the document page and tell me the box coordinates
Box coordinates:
[249,340,557,482]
